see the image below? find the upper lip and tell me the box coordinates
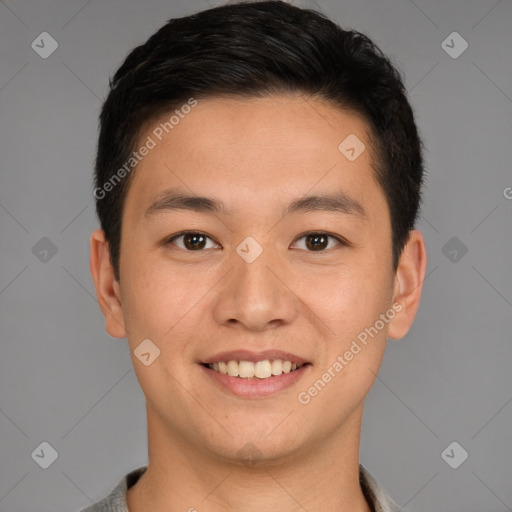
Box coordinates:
[202,350,309,365]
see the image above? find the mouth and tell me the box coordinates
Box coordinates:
[201,359,310,379]
[199,352,312,398]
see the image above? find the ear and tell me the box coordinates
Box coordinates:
[89,229,127,338]
[387,229,427,340]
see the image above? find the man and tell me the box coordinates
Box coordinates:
[86,1,427,510]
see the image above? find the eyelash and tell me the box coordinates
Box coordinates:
[165,231,349,252]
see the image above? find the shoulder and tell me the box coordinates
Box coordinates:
[78,466,147,512]
[359,463,405,512]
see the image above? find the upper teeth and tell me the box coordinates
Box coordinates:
[208,360,303,379]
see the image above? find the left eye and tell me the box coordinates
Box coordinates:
[291,232,344,252]
[165,231,345,252]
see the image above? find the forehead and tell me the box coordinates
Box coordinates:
[123,94,385,223]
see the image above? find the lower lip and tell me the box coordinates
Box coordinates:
[199,364,311,398]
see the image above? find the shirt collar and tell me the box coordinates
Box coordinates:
[83,463,403,512]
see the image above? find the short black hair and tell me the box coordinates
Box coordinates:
[93,0,425,282]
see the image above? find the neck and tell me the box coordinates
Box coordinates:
[127,404,372,512]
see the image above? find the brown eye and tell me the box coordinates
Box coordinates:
[305,233,329,251]
[167,232,219,251]
[292,232,345,252]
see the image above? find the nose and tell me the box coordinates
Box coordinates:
[211,243,298,332]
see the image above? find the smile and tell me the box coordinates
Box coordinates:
[205,359,306,379]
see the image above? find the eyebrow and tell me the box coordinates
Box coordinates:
[144,188,366,220]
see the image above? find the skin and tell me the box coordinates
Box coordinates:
[90,93,427,512]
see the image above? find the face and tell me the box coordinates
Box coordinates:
[92,93,424,465]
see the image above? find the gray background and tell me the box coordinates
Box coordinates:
[0,0,511,510]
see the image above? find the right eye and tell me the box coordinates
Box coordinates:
[165,231,221,251]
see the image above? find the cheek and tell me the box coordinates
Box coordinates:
[300,265,393,337]
[298,264,394,403]
[120,256,221,364]
[119,255,196,341]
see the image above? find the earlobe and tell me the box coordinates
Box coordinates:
[387,229,427,340]
[89,229,127,339]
